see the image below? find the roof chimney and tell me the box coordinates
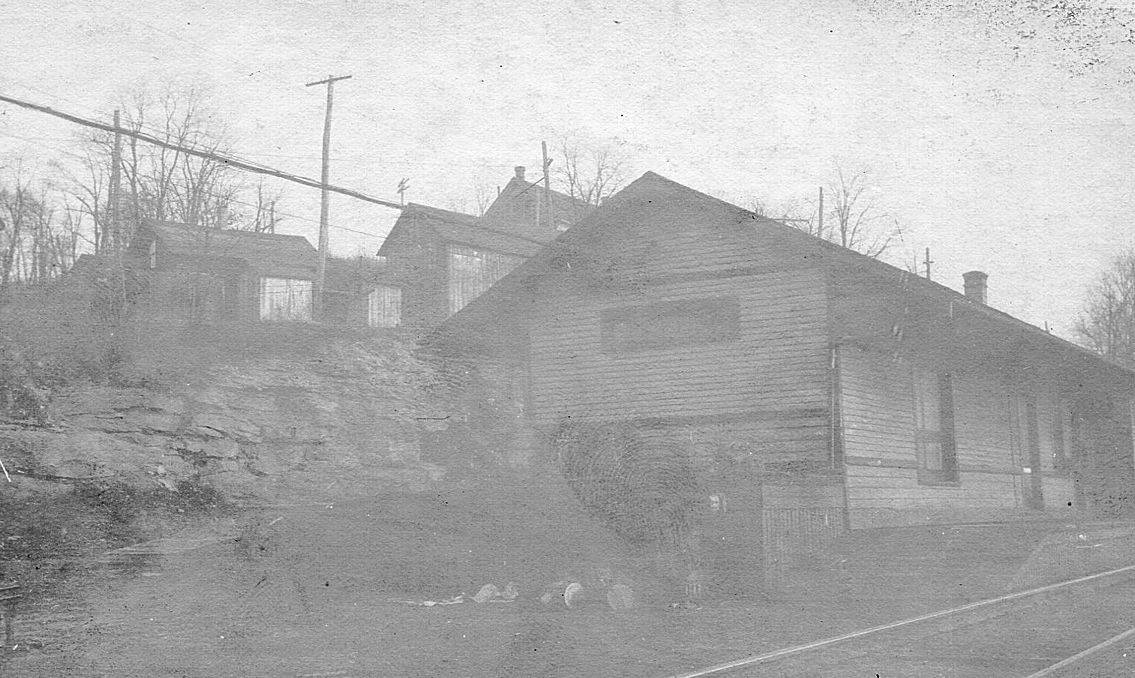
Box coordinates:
[514,166,526,181]
[963,270,988,305]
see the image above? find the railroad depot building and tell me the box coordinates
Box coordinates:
[430,171,1135,586]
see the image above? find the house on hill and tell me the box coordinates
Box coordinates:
[430,171,1135,591]
[377,166,592,331]
[125,220,396,327]
[479,165,594,238]
[128,220,318,323]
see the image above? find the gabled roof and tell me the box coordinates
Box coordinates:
[433,171,1135,384]
[138,220,318,276]
[378,203,550,258]
[479,171,593,241]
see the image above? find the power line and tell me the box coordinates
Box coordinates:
[1,75,526,183]
[0,92,405,211]
[0,130,390,244]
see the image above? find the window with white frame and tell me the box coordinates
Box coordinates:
[259,277,313,322]
[368,285,401,328]
[446,243,524,315]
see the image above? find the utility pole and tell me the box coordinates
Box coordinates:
[542,141,553,231]
[305,73,352,320]
[397,178,410,206]
[923,247,933,280]
[108,109,122,253]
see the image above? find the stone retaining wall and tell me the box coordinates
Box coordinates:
[1,350,446,501]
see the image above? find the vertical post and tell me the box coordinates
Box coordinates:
[108,109,122,252]
[923,247,933,280]
[1128,398,1135,511]
[305,74,352,320]
[817,186,823,237]
[397,178,409,206]
[542,141,553,231]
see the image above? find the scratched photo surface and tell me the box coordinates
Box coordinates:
[3,2,1135,676]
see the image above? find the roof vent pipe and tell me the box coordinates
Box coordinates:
[963,270,988,305]
[515,166,526,180]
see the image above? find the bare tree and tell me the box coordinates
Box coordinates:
[70,84,243,252]
[243,178,285,233]
[764,164,901,259]
[554,136,628,207]
[0,166,79,298]
[473,180,495,217]
[1076,248,1135,367]
[824,165,901,257]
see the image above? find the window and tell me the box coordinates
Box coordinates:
[446,244,524,315]
[601,297,741,354]
[1052,396,1069,474]
[259,277,312,322]
[913,369,958,484]
[368,285,401,328]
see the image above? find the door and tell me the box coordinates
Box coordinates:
[1012,395,1044,509]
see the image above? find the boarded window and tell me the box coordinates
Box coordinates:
[259,277,313,322]
[601,297,741,353]
[913,369,958,484]
[446,244,524,315]
[368,285,401,328]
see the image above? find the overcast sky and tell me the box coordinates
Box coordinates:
[3,0,1135,338]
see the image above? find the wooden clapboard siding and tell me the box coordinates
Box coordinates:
[953,371,1015,473]
[840,347,915,466]
[840,345,1050,528]
[529,270,829,423]
[526,217,832,467]
[847,467,1022,528]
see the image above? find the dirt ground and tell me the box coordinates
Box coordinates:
[5,481,1135,677]
[0,507,871,678]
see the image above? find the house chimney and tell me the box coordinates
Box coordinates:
[963,270,988,305]
[515,166,526,181]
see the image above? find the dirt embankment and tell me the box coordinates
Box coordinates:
[0,327,455,605]
[3,330,445,499]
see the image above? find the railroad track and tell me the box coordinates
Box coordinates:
[668,563,1135,678]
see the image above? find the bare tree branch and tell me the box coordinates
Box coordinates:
[772,163,902,259]
[1077,247,1135,367]
[553,136,627,207]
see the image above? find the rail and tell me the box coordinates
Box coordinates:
[668,562,1135,678]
